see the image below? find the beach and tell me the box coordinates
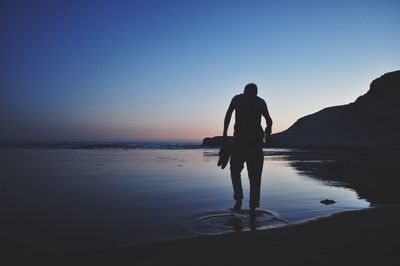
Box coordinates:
[22,205,400,266]
[2,1,399,264]
[1,144,399,265]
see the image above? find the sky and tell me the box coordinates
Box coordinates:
[1,0,399,141]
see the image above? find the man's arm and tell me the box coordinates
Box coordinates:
[262,103,273,136]
[223,98,235,138]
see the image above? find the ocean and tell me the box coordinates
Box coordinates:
[0,142,369,255]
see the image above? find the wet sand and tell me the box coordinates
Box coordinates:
[10,205,400,266]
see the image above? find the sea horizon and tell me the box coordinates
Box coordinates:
[0,139,204,144]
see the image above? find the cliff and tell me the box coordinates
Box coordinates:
[203,71,400,148]
[273,70,400,148]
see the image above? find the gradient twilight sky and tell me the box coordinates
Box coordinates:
[1,0,399,141]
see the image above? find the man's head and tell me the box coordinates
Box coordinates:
[244,83,258,99]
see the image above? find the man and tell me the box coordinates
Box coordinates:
[223,83,273,218]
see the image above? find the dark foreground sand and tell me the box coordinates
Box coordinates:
[7,205,400,266]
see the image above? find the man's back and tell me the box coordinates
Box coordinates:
[230,93,268,145]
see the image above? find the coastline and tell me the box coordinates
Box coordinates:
[11,205,400,266]
[2,146,399,265]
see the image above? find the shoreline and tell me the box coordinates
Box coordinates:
[3,147,399,265]
[10,205,400,265]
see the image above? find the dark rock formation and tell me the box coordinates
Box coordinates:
[320,199,336,205]
[202,136,273,148]
[273,70,400,148]
[202,136,234,147]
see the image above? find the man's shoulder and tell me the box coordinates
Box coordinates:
[256,96,267,105]
[231,94,244,103]
[233,94,244,100]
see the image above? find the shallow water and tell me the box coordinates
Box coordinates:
[0,147,369,255]
[185,209,289,235]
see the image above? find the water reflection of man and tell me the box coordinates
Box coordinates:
[223,83,273,218]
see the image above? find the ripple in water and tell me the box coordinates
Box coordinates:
[185,209,289,235]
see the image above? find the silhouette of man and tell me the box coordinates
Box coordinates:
[223,83,272,217]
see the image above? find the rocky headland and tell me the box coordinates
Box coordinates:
[203,70,400,148]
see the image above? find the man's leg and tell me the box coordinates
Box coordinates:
[246,147,264,210]
[230,146,245,210]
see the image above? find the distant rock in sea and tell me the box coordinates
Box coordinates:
[202,136,234,147]
[273,70,400,148]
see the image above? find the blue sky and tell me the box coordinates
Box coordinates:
[1,0,399,141]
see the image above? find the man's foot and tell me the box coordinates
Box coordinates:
[233,200,242,212]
